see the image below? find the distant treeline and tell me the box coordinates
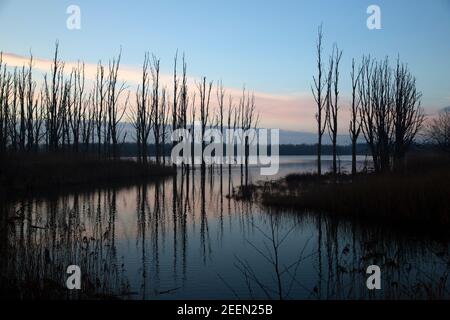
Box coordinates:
[115,142,440,157]
[114,142,371,157]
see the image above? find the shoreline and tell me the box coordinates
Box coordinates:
[0,152,175,201]
[234,154,450,239]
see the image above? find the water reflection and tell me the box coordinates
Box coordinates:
[1,156,449,299]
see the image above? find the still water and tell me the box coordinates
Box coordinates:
[1,156,449,299]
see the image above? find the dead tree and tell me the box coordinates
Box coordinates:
[216,80,225,178]
[392,58,424,172]
[43,42,65,152]
[106,51,127,158]
[359,56,422,173]
[151,55,161,164]
[25,55,38,151]
[427,108,450,153]
[132,53,152,164]
[239,88,245,185]
[349,58,362,175]
[190,93,197,170]
[0,54,12,152]
[9,68,19,151]
[81,92,93,152]
[33,87,45,152]
[359,56,378,171]
[326,45,342,175]
[160,87,169,165]
[18,65,27,151]
[227,94,234,194]
[179,55,189,171]
[172,52,179,169]
[69,63,85,152]
[93,62,106,155]
[372,58,393,172]
[311,25,327,175]
[242,90,259,186]
[198,77,212,172]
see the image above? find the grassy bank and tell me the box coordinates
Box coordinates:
[0,152,174,198]
[239,153,450,236]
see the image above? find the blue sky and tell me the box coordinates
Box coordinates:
[0,0,449,130]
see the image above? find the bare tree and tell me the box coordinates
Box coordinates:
[106,51,127,158]
[227,94,234,194]
[216,80,225,179]
[349,58,362,175]
[81,91,93,152]
[179,55,189,171]
[359,56,422,172]
[190,93,196,170]
[358,56,377,170]
[326,45,342,175]
[132,53,152,164]
[160,87,169,165]
[0,53,12,152]
[427,108,450,153]
[242,90,259,186]
[42,42,74,153]
[198,77,212,172]
[392,58,424,171]
[311,25,327,175]
[93,62,106,155]
[151,55,161,164]
[172,52,179,169]
[69,63,85,152]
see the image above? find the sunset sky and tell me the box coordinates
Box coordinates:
[0,0,449,132]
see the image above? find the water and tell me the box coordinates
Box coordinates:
[1,156,449,299]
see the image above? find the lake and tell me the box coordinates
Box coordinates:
[1,155,449,299]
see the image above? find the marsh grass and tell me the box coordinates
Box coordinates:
[237,153,450,236]
[0,152,174,198]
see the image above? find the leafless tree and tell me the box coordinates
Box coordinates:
[172,52,179,169]
[198,77,212,172]
[241,89,259,186]
[359,56,422,172]
[190,93,196,170]
[151,55,161,164]
[43,42,68,152]
[160,87,169,165]
[326,45,342,175]
[106,51,127,158]
[426,108,450,153]
[311,25,327,175]
[132,53,152,164]
[69,63,85,152]
[216,80,225,178]
[0,53,12,152]
[358,56,377,170]
[392,58,424,171]
[360,57,393,172]
[93,62,106,155]
[179,55,189,171]
[226,94,234,194]
[349,58,363,175]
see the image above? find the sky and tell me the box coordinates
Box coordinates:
[0,0,449,132]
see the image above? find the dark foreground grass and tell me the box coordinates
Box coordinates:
[240,153,450,236]
[0,152,174,198]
